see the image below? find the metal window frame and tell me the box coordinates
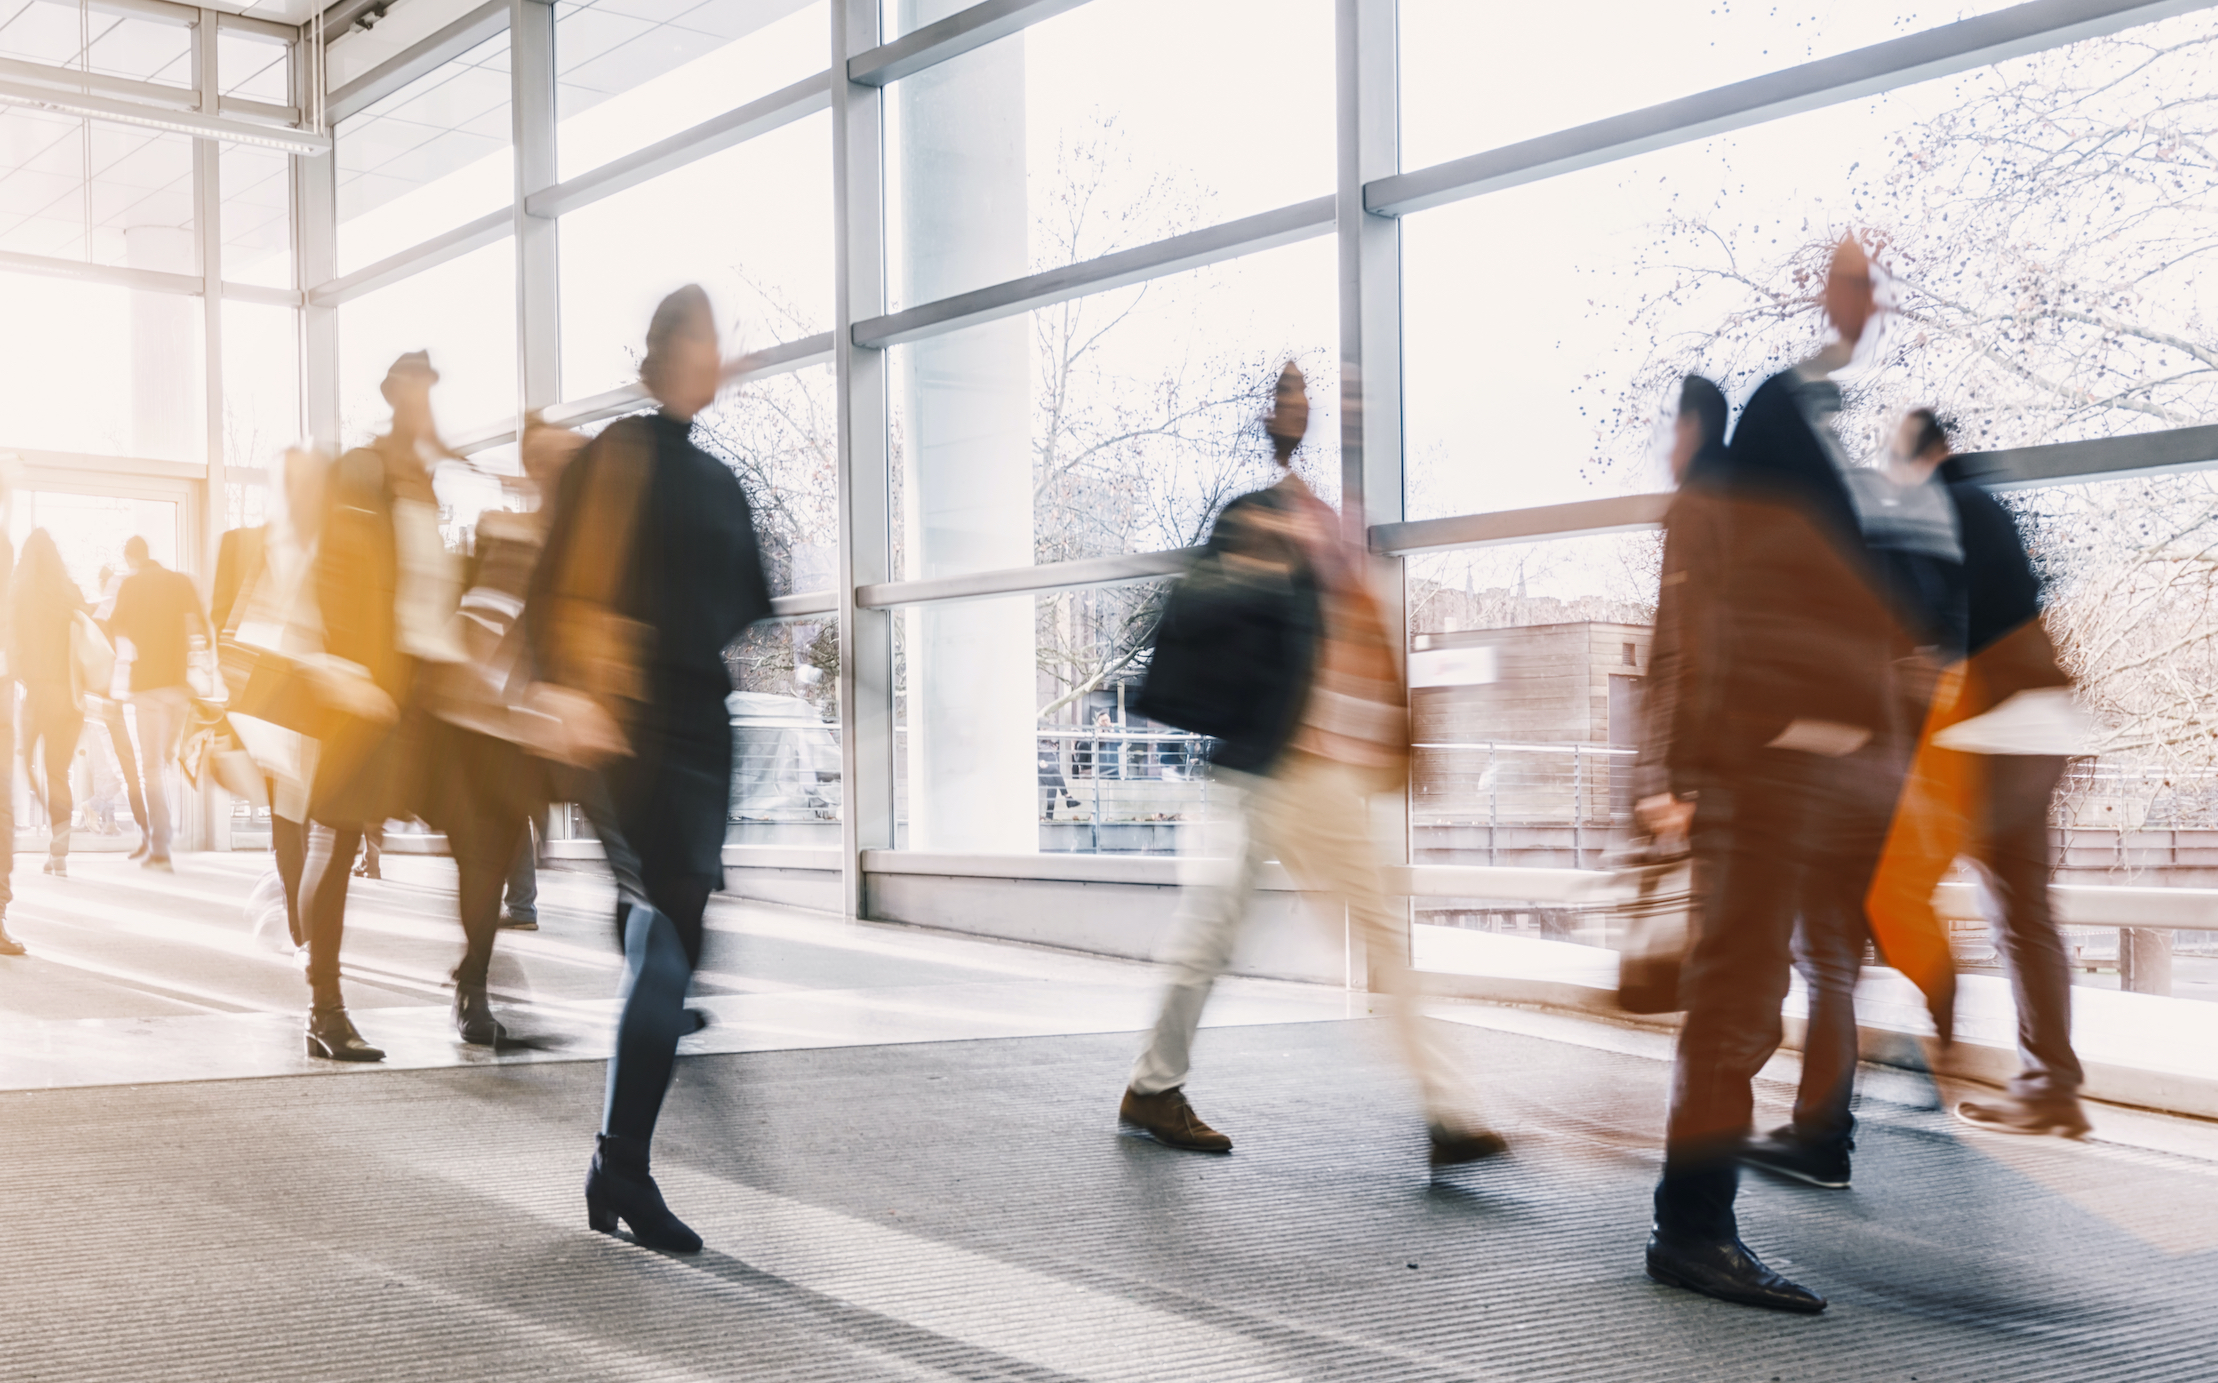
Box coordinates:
[1366,0,2218,218]
[270,0,2218,921]
[846,0,1089,87]
[324,0,508,125]
[850,195,1335,350]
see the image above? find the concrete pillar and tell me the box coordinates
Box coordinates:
[2120,927,2173,996]
[895,0,1036,854]
[126,226,199,462]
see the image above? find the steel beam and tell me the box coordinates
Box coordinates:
[846,0,1088,87]
[325,0,506,124]
[307,208,511,307]
[857,547,1196,610]
[1366,0,2218,218]
[851,194,1335,350]
[523,72,832,221]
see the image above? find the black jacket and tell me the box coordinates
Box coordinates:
[1133,482,1320,774]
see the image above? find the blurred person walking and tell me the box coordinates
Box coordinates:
[0,523,20,956]
[14,529,101,877]
[531,286,770,1252]
[216,445,334,948]
[1634,237,1914,1313]
[1861,411,2091,1138]
[296,352,462,1062]
[89,565,153,852]
[106,535,214,871]
[1118,363,1504,1168]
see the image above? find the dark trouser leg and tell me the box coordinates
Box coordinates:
[97,699,148,841]
[35,703,83,857]
[271,808,307,947]
[504,819,539,922]
[1656,757,1811,1241]
[453,810,527,990]
[302,822,364,1010]
[601,876,712,1146]
[1788,900,1866,1146]
[0,681,14,913]
[1975,754,2081,1101]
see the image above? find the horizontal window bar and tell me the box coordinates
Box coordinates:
[0,54,195,108]
[847,0,1091,87]
[0,78,331,152]
[92,0,196,28]
[308,207,510,307]
[1366,0,2212,218]
[525,72,831,221]
[857,546,1199,609]
[1373,494,1674,556]
[1959,424,2218,490]
[540,333,836,431]
[215,10,299,43]
[771,591,837,618]
[1373,427,2218,556]
[0,248,201,297]
[219,95,303,125]
[221,282,305,308]
[852,195,1334,350]
[326,0,507,125]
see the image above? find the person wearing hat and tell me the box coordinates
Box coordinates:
[529,285,771,1252]
[296,351,464,1062]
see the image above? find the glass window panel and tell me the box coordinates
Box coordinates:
[883,0,1333,310]
[888,235,1339,583]
[0,109,195,269]
[1402,9,2218,521]
[554,0,825,181]
[336,239,517,443]
[335,29,512,274]
[892,580,1209,854]
[0,2,192,86]
[218,27,291,103]
[0,269,204,461]
[556,111,830,399]
[1404,536,1659,940]
[729,619,842,842]
[222,299,299,473]
[220,141,291,288]
[1399,1,2021,173]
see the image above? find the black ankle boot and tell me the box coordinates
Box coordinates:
[305,1005,386,1062]
[585,1134,702,1253]
[452,984,505,1046]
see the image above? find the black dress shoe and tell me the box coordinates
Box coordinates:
[585,1134,702,1253]
[1645,1230,1826,1313]
[1741,1126,1852,1189]
[305,1006,387,1062]
[453,985,506,1046]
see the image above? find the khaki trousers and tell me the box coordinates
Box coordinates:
[1129,751,1475,1125]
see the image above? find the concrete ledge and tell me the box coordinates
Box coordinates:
[1413,926,2218,1121]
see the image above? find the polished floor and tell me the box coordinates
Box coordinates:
[4,855,2218,1380]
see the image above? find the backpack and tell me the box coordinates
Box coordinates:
[1131,488,1320,773]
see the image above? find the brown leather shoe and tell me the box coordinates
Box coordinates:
[1429,1123,1510,1167]
[0,920,24,957]
[1956,1093,2091,1139]
[1119,1086,1232,1153]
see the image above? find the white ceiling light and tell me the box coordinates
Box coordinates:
[0,79,332,154]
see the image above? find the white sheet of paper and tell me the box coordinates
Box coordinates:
[1765,719,1873,757]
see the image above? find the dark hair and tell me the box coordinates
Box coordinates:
[123,534,149,563]
[641,284,715,392]
[1906,407,1953,459]
[1676,374,1728,452]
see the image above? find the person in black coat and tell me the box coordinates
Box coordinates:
[533,285,770,1254]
